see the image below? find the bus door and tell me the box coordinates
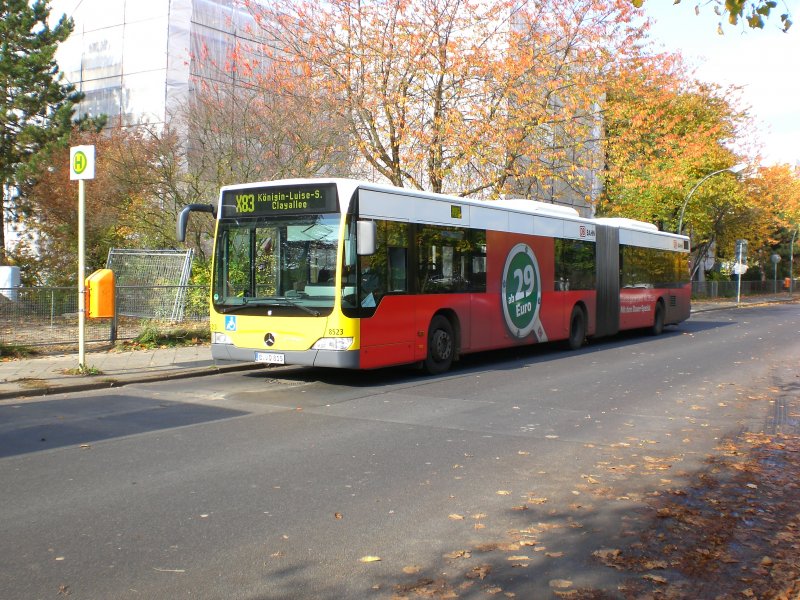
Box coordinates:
[353,221,416,369]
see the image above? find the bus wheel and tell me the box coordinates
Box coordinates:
[424,315,454,374]
[567,306,586,350]
[650,302,665,336]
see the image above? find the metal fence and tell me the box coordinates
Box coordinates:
[691,279,785,298]
[0,281,794,350]
[0,285,208,349]
[107,249,194,321]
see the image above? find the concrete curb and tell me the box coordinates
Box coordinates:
[0,362,265,401]
[691,296,799,313]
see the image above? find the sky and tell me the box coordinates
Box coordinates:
[639,1,799,167]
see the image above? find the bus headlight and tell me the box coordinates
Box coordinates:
[312,337,354,351]
[212,332,233,344]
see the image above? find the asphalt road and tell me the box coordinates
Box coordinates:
[1,304,798,599]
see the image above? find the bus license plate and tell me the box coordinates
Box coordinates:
[255,352,285,364]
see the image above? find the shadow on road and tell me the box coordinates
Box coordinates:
[240,317,737,391]
[0,394,247,458]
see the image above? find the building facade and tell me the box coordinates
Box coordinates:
[51,0,252,126]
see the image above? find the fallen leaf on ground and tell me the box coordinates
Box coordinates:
[443,550,471,559]
[465,565,492,580]
[359,556,381,563]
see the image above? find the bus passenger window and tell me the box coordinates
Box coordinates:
[388,247,407,292]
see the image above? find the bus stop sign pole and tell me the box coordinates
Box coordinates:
[735,239,747,304]
[70,145,95,369]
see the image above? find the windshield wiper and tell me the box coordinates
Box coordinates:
[271,296,321,316]
[217,296,320,316]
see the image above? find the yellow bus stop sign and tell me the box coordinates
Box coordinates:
[70,145,95,180]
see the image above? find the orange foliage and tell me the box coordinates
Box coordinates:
[14,126,175,285]
[601,51,747,228]
[244,0,646,200]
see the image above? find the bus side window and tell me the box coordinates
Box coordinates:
[388,247,407,292]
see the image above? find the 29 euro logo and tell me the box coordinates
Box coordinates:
[501,243,542,339]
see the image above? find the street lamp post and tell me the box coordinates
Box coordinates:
[677,163,747,235]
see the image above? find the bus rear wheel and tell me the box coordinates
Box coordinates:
[566,306,586,350]
[650,302,665,336]
[424,315,454,374]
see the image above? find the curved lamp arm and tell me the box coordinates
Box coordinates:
[677,163,747,235]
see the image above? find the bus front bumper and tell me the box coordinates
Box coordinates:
[211,343,360,369]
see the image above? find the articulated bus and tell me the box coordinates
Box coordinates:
[177,178,690,374]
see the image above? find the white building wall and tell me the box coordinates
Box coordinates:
[50,0,253,127]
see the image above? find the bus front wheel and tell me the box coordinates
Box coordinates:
[424,315,455,374]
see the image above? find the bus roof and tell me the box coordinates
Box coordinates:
[219,178,688,249]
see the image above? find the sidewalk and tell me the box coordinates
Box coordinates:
[689,293,799,313]
[0,344,260,401]
[0,294,796,401]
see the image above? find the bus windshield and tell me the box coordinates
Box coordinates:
[213,213,341,316]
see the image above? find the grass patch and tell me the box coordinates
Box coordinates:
[118,322,211,350]
[63,364,103,376]
[0,343,37,359]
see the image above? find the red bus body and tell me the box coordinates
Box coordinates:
[198,179,691,372]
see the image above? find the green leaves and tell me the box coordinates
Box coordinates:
[631,0,791,32]
[0,0,82,261]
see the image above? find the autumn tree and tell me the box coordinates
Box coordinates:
[180,78,352,192]
[15,125,178,285]
[0,0,82,263]
[600,52,756,277]
[741,164,800,278]
[246,0,643,204]
[161,44,356,256]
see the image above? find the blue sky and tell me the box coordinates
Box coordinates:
[640,1,799,167]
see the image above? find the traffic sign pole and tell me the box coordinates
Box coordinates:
[78,179,86,368]
[736,239,747,305]
[70,146,95,370]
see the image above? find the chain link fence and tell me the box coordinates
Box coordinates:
[691,279,787,298]
[0,285,208,349]
[0,281,794,350]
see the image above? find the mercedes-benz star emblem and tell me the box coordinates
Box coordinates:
[265,333,275,347]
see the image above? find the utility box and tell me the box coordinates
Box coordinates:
[85,269,115,318]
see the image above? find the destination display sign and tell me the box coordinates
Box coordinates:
[221,183,338,218]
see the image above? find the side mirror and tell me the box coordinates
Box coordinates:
[177,204,215,242]
[357,220,376,255]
